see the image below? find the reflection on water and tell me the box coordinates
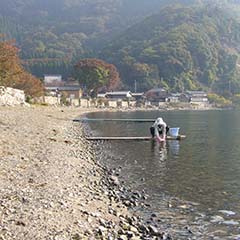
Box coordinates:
[151,140,168,161]
[87,110,240,238]
[151,140,180,161]
[168,140,180,156]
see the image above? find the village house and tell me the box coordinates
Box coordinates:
[44,75,62,84]
[105,91,132,100]
[103,91,133,108]
[168,93,189,103]
[43,74,82,105]
[44,74,82,99]
[45,86,82,99]
[101,91,140,108]
[145,88,169,106]
[131,92,144,101]
[131,92,145,107]
[186,91,209,104]
[168,93,180,103]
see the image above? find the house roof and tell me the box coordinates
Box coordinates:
[44,74,62,78]
[170,93,181,97]
[44,75,62,83]
[97,93,106,98]
[131,93,144,96]
[169,93,189,97]
[146,88,167,93]
[146,88,169,99]
[186,91,207,96]
[106,91,132,95]
[45,86,81,91]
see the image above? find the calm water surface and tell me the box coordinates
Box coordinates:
[87,110,240,238]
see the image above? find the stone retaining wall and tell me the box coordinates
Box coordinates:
[0,86,26,106]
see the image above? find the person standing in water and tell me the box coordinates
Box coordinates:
[150,117,169,142]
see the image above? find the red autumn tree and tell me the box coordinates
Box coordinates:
[0,38,23,86]
[74,58,121,96]
[14,72,44,97]
[0,36,44,97]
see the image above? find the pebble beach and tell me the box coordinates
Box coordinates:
[0,106,167,240]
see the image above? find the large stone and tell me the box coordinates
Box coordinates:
[148,225,162,236]
[109,175,120,186]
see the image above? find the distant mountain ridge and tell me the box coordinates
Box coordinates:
[0,0,227,50]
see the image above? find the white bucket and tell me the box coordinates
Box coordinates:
[169,127,180,137]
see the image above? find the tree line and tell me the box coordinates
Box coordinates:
[0,36,120,98]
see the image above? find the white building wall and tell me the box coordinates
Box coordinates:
[129,101,136,107]
[108,100,118,108]
[44,96,60,105]
[89,100,96,107]
[168,97,179,103]
[44,75,62,84]
[70,99,80,106]
[190,97,209,103]
[80,99,89,108]
[122,101,129,108]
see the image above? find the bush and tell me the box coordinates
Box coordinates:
[208,93,232,107]
[232,94,240,106]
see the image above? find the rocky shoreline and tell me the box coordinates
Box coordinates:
[0,106,170,240]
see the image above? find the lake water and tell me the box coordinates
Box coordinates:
[87,110,240,239]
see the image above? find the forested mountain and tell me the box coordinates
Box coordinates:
[0,0,217,78]
[0,0,159,77]
[101,5,240,95]
[1,0,240,96]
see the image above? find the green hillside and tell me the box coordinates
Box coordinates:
[101,5,240,95]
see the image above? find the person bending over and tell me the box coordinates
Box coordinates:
[150,117,169,142]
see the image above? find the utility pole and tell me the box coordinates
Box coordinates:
[229,79,231,94]
[160,77,164,88]
[134,80,137,93]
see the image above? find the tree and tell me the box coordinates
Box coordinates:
[74,58,120,96]
[0,37,23,86]
[14,72,44,98]
[0,36,44,97]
